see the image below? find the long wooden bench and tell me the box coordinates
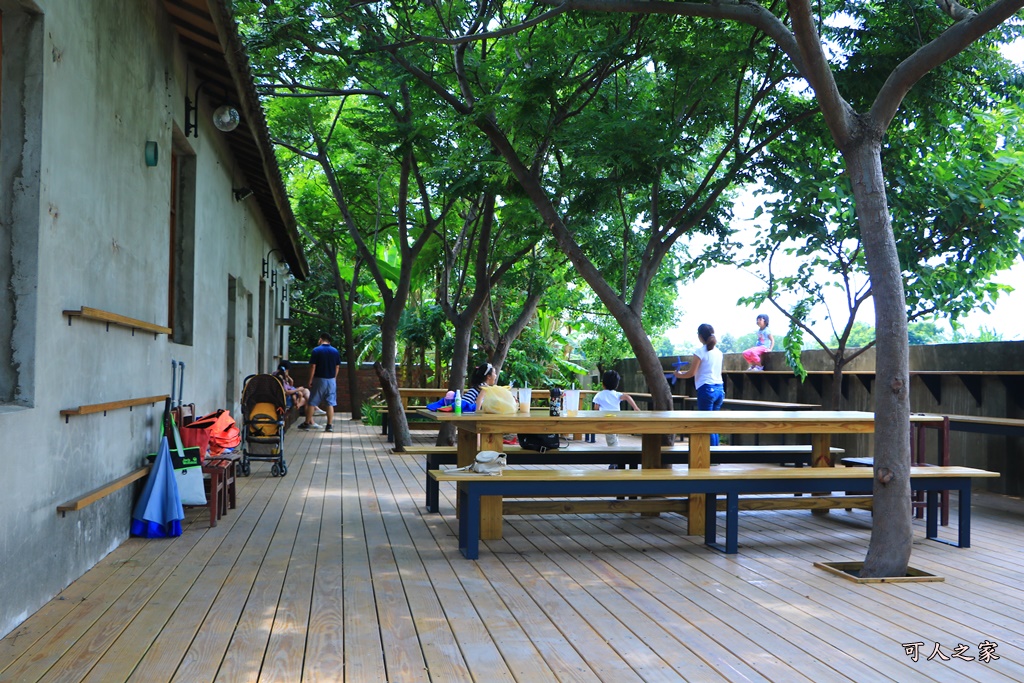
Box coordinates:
[429,465,999,559]
[403,444,843,513]
[375,406,440,441]
[943,414,1024,437]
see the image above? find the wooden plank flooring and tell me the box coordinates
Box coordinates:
[2,419,1023,682]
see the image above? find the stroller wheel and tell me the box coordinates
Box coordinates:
[271,462,281,477]
[242,459,251,477]
[280,462,288,476]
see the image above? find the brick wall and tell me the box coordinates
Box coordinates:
[286,362,382,413]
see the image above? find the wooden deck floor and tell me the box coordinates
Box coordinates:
[2,419,1024,682]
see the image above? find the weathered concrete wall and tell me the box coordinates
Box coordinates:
[617,340,1024,496]
[0,1,288,639]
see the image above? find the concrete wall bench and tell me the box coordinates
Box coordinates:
[429,465,998,559]
[405,444,843,513]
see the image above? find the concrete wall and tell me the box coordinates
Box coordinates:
[0,1,289,639]
[616,340,1024,496]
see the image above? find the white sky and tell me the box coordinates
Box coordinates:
[668,38,1024,349]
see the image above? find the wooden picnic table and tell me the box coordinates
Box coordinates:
[682,397,820,410]
[422,409,911,538]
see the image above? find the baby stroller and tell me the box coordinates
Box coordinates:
[240,373,288,477]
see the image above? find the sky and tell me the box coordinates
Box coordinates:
[668,38,1024,350]
[667,227,1024,348]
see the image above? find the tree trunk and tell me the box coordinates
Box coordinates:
[342,312,362,421]
[847,141,912,578]
[378,313,411,450]
[435,320,474,446]
[338,278,362,420]
[829,357,844,411]
[619,311,673,412]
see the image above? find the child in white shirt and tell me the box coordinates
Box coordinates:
[592,370,640,447]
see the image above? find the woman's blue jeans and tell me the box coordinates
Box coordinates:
[696,383,725,446]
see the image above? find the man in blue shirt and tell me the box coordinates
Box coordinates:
[299,333,342,433]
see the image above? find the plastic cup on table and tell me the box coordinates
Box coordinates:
[518,388,532,414]
[563,389,580,417]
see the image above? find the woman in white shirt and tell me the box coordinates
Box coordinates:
[675,323,725,445]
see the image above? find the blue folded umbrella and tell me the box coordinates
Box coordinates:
[131,435,185,538]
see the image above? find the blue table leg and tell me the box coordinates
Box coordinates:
[726,493,739,554]
[927,490,939,540]
[704,493,718,547]
[459,484,480,559]
[426,454,439,513]
[959,483,971,548]
[707,492,739,554]
[926,480,970,548]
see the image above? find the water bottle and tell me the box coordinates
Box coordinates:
[454,390,462,414]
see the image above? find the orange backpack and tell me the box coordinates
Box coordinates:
[189,409,242,456]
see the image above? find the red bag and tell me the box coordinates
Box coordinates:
[189,409,242,456]
[181,423,211,462]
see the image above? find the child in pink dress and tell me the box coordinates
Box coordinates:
[742,314,774,371]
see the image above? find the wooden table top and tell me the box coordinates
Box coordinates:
[420,409,880,434]
[430,464,999,482]
[682,397,820,410]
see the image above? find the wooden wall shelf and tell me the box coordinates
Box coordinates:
[63,306,171,337]
[57,466,151,516]
[61,395,168,422]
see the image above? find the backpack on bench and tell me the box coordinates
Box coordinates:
[517,433,562,453]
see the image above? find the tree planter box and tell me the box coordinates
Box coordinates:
[814,561,943,583]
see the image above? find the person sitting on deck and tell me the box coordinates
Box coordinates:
[274,362,310,411]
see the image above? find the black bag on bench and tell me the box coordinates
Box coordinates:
[517,433,561,453]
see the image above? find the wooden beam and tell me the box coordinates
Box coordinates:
[63,307,172,336]
[57,466,151,515]
[61,395,169,419]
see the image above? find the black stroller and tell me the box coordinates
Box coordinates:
[240,374,288,477]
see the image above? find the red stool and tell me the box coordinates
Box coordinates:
[200,463,226,526]
[207,457,236,514]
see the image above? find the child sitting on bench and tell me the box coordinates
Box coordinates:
[593,370,640,454]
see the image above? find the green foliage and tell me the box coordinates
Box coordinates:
[844,322,876,349]
[734,15,1024,368]
[651,335,676,357]
[715,333,738,355]
[498,327,587,389]
[952,326,1004,343]
[733,333,759,352]
[781,321,806,379]
[907,321,949,346]
[360,400,383,427]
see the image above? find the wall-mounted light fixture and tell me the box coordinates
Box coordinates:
[262,248,282,279]
[184,79,240,138]
[144,141,159,167]
[233,186,254,202]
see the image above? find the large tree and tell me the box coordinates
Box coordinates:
[740,68,1024,410]
[379,4,814,416]
[554,0,1024,577]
